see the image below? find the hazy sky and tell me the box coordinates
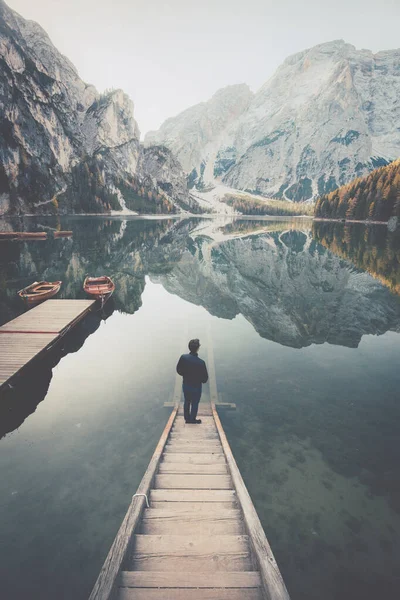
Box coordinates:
[7,0,400,136]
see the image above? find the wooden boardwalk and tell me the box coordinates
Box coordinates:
[89,336,290,600]
[0,299,95,389]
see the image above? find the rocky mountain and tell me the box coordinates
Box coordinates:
[146,84,253,187]
[0,0,198,215]
[146,40,400,202]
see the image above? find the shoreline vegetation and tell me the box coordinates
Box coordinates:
[315,159,400,221]
[222,192,315,216]
[1,159,400,222]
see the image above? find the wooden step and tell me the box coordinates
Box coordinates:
[129,534,252,572]
[165,444,222,454]
[119,589,262,599]
[158,463,228,474]
[170,432,219,439]
[162,453,226,464]
[120,570,261,588]
[150,502,236,511]
[150,489,236,503]
[155,474,231,490]
[142,508,242,519]
[139,516,244,535]
[173,419,215,427]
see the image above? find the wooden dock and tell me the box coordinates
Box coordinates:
[89,334,290,600]
[0,299,95,389]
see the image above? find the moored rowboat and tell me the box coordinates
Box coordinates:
[0,231,47,240]
[18,281,62,305]
[83,276,115,303]
[54,230,73,238]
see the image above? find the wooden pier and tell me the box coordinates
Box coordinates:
[0,299,95,389]
[89,334,290,600]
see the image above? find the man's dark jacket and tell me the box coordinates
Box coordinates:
[176,352,208,388]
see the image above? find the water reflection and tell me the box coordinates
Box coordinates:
[0,301,114,439]
[2,217,399,349]
[156,220,400,348]
[1,216,400,600]
[313,221,400,296]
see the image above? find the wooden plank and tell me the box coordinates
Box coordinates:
[162,453,226,464]
[0,300,94,333]
[166,440,222,447]
[214,410,290,590]
[207,330,290,600]
[165,446,223,454]
[129,554,253,574]
[119,588,262,599]
[132,534,249,555]
[150,501,238,511]
[155,474,231,489]
[173,416,215,424]
[0,300,95,388]
[88,405,179,600]
[139,517,244,536]
[150,489,236,503]
[158,463,228,474]
[0,333,57,386]
[141,508,242,520]
[120,571,261,588]
[169,436,219,442]
[170,431,218,438]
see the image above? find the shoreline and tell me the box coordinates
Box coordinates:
[0,214,394,226]
[314,217,391,226]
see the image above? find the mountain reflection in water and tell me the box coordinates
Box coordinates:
[0,216,399,600]
[1,217,399,347]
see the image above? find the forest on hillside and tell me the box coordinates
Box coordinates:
[223,194,315,216]
[315,159,400,221]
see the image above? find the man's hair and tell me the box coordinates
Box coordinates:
[188,338,200,352]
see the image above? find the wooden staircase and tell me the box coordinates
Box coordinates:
[118,403,263,599]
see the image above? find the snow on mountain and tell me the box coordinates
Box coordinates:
[147,40,400,202]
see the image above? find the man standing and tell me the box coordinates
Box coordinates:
[176,338,208,424]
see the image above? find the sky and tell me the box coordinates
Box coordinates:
[7,0,400,137]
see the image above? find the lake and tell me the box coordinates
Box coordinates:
[0,216,400,600]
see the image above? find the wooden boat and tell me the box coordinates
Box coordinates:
[53,230,73,238]
[0,231,47,240]
[83,276,115,304]
[18,281,62,305]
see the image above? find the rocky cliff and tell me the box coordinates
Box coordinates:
[0,0,197,215]
[147,40,400,202]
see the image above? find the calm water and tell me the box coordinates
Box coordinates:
[0,216,400,600]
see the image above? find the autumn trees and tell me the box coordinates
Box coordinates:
[315,159,400,221]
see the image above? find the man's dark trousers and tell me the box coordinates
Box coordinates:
[183,383,201,423]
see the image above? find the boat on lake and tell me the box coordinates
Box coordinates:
[83,276,115,304]
[53,230,73,238]
[0,231,47,240]
[18,281,62,305]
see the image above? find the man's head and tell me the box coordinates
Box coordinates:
[188,338,200,353]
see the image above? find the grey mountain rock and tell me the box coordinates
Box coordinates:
[0,0,196,215]
[147,40,400,202]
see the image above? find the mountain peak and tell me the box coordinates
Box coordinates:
[148,39,400,203]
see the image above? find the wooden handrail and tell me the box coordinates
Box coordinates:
[212,402,291,600]
[88,403,179,600]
